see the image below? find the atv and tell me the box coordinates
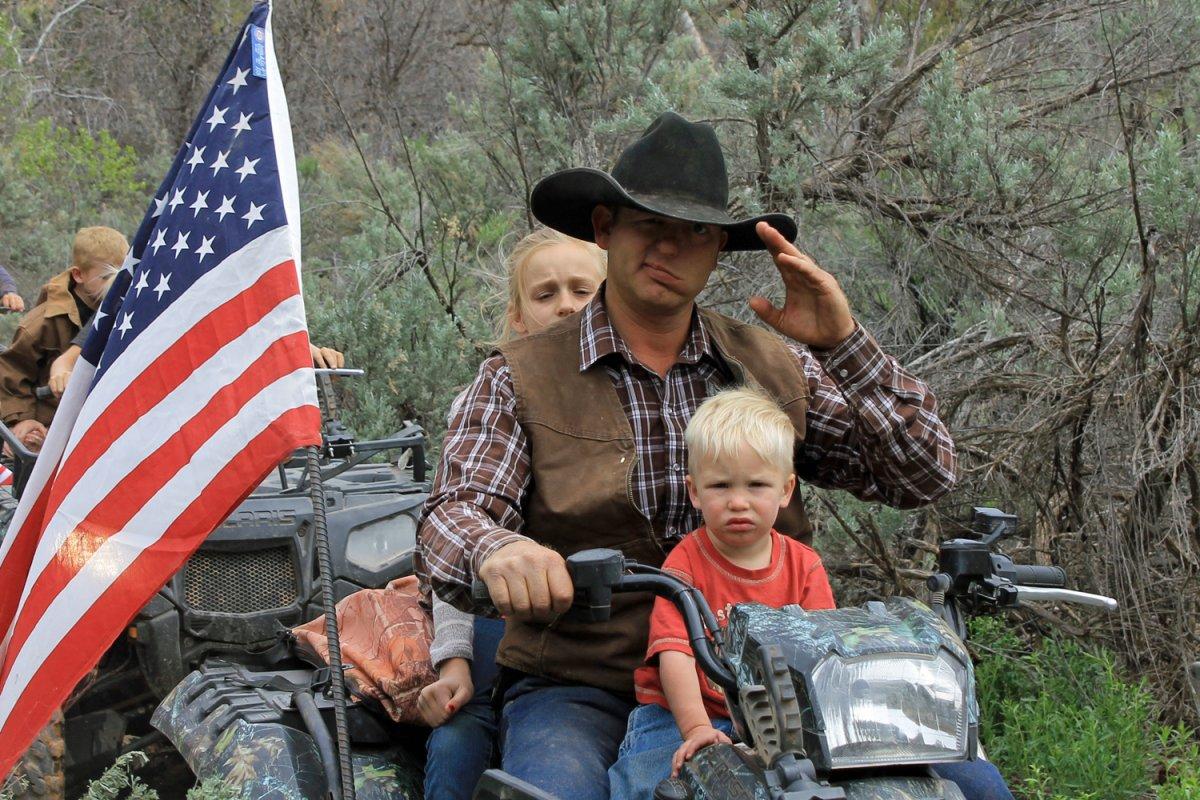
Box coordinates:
[0,371,430,799]
[472,507,1119,800]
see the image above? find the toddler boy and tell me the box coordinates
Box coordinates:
[0,226,126,448]
[608,387,836,799]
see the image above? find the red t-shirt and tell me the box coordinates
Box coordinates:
[633,527,836,718]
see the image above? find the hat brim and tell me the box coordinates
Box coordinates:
[529,168,797,252]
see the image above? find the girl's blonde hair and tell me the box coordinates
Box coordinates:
[500,227,606,341]
[685,387,794,476]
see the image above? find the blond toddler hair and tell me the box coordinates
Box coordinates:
[71,226,128,273]
[685,387,794,477]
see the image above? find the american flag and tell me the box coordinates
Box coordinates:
[0,1,319,773]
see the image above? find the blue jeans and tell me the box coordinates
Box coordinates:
[609,703,734,800]
[424,616,505,800]
[498,674,636,800]
[932,761,1015,800]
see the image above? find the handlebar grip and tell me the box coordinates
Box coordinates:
[35,386,52,400]
[471,579,493,606]
[1010,564,1066,588]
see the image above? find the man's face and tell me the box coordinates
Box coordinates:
[591,206,727,317]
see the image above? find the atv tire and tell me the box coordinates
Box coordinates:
[4,709,65,799]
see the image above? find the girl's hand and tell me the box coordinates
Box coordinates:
[671,724,732,776]
[1,293,24,313]
[417,658,473,727]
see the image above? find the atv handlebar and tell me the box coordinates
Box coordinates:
[1006,563,1066,588]
[471,548,739,695]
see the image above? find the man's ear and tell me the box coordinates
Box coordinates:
[686,474,700,509]
[717,228,729,252]
[592,205,615,250]
[779,473,797,508]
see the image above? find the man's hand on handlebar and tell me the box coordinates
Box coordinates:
[478,540,574,623]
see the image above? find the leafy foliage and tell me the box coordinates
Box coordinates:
[971,618,1200,799]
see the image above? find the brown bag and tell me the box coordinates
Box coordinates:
[292,576,437,724]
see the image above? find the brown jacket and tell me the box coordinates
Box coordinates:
[494,307,811,693]
[0,270,89,426]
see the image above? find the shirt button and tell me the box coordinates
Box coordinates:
[838,368,849,378]
[671,463,682,472]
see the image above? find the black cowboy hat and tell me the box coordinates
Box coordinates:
[530,112,797,252]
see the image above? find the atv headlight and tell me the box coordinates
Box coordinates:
[345,514,417,573]
[812,652,968,769]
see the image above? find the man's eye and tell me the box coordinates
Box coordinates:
[691,223,709,235]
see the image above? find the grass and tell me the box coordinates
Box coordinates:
[971,617,1200,800]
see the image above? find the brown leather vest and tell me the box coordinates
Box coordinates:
[495,306,811,693]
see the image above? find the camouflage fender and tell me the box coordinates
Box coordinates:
[153,668,423,800]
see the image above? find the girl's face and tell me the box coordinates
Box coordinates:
[511,243,602,335]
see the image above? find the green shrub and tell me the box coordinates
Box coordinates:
[971,618,1200,799]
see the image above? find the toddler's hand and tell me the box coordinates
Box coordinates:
[671,724,731,777]
[417,657,473,728]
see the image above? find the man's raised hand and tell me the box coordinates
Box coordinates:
[477,539,574,623]
[749,221,856,350]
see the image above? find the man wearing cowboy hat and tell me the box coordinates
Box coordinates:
[418,113,1008,799]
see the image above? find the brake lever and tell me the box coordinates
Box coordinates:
[1014,587,1118,612]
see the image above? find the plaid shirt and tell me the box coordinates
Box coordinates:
[418,296,956,608]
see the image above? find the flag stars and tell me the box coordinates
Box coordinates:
[195,235,216,263]
[205,105,228,131]
[133,271,150,297]
[117,312,134,339]
[152,195,166,218]
[190,190,210,217]
[230,112,252,138]
[226,67,249,94]
[209,149,230,176]
[150,229,168,255]
[153,273,172,301]
[167,188,185,214]
[235,156,259,183]
[214,195,237,222]
[171,231,190,258]
[186,145,206,172]
[242,201,265,228]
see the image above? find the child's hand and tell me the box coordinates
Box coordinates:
[49,346,81,399]
[671,724,732,776]
[417,657,473,728]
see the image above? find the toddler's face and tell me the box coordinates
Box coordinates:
[511,243,602,335]
[71,261,120,309]
[686,447,795,556]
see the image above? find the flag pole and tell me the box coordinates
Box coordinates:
[306,445,356,800]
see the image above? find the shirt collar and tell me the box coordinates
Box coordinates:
[578,283,717,372]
